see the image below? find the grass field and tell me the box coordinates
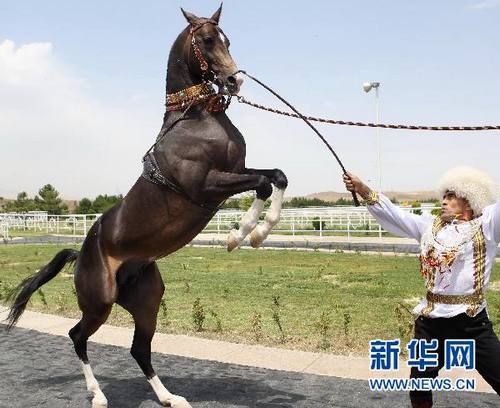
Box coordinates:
[1,244,499,356]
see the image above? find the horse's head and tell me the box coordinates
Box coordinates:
[181,5,243,95]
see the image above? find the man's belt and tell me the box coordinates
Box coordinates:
[426,291,484,305]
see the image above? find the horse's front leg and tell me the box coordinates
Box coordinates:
[202,170,273,251]
[245,168,288,248]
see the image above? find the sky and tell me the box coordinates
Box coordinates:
[1,1,500,200]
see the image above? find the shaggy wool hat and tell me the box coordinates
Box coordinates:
[438,166,498,215]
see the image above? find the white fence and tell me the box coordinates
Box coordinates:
[0,205,438,240]
[205,205,438,237]
[0,212,101,237]
[0,222,8,240]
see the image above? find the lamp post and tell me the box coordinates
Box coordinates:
[363,82,381,193]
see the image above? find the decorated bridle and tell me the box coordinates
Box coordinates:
[189,20,217,74]
[166,19,230,112]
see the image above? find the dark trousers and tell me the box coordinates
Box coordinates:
[410,309,500,406]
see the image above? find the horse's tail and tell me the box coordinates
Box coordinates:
[5,248,79,331]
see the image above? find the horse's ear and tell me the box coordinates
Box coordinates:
[211,3,223,24]
[181,8,199,25]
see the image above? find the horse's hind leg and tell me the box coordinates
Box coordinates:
[69,240,118,407]
[69,307,112,407]
[117,262,191,408]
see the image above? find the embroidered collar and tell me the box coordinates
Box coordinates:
[421,217,482,255]
[166,83,227,112]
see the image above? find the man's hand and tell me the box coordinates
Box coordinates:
[342,172,372,200]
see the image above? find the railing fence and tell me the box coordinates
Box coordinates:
[0,205,439,240]
[0,213,101,237]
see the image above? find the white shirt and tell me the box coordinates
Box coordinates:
[367,193,500,318]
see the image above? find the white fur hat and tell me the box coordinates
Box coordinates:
[437,166,498,215]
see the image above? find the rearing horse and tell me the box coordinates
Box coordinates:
[6,6,287,408]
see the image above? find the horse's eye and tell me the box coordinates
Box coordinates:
[202,36,214,46]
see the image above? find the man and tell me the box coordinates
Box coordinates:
[343,166,500,408]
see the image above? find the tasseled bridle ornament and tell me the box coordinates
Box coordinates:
[165,19,229,113]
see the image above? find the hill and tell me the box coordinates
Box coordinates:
[304,190,439,203]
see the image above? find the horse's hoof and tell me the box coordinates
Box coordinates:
[249,228,264,248]
[227,230,239,252]
[163,395,192,408]
[92,395,108,408]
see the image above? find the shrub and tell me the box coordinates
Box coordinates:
[316,311,331,350]
[192,298,205,332]
[210,310,222,333]
[271,295,285,343]
[312,217,326,231]
[251,312,263,341]
[411,201,422,216]
[431,208,442,216]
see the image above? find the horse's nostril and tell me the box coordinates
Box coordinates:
[227,75,237,85]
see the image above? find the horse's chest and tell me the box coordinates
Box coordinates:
[225,138,245,171]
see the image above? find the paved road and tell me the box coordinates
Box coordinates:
[0,327,498,408]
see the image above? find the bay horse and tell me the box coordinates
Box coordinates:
[6,6,287,408]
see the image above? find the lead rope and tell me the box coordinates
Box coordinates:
[237,96,500,131]
[237,70,360,206]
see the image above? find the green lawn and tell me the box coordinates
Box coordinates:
[1,244,499,356]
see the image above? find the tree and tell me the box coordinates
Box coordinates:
[91,194,122,213]
[283,197,337,208]
[238,192,255,211]
[73,194,123,214]
[220,198,239,209]
[333,197,355,206]
[34,184,68,214]
[76,198,93,214]
[4,191,36,213]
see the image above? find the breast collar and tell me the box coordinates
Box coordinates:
[141,151,219,213]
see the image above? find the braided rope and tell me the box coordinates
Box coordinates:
[237,96,500,131]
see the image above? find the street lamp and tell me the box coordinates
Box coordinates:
[363,82,382,193]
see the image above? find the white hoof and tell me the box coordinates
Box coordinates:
[91,393,108,408]
[163,395,192,408]
[227,229,240,252]
[250,225,266,248]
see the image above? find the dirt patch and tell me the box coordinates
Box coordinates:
[321,275,339,285]
[403,297,421,304]
[489,281,500,292]
[3,262,25,266]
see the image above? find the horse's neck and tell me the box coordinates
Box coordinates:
[165,64,200,94]
[161,31,205,127]
[165,29,201,95]
[160,104,210,131]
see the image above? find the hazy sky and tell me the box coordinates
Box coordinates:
[1,1,500,200]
